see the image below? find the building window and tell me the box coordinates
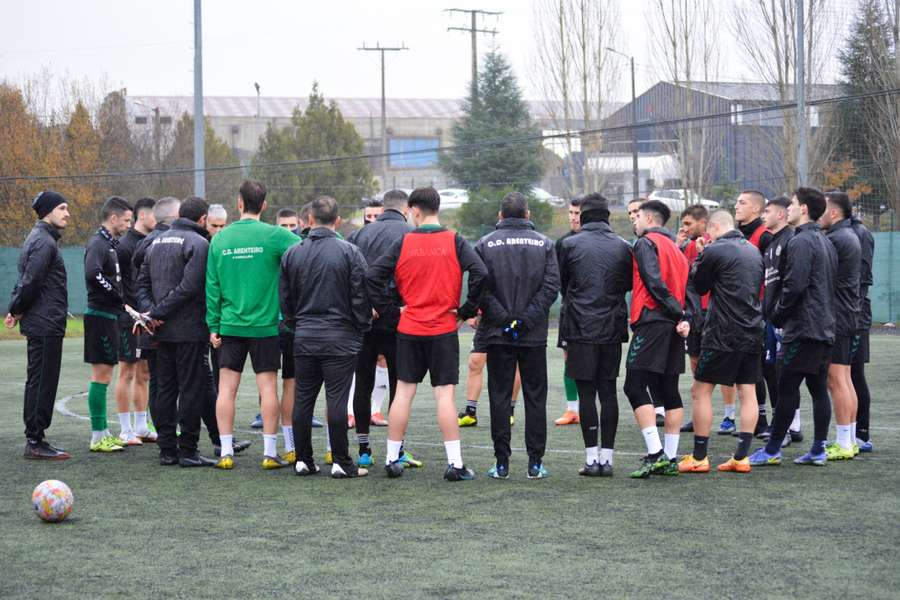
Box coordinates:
[388,138,440,168]
[134,116,148,125]
[159,116,172,126]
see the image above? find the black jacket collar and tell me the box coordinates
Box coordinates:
[377,209,407,222]
[738,217,764,238]
[642,226,675,242]
[796,221,820,234]
[719,229,744,242]
[827,218,853,234]
[581,221,613,234]
[153,223,171,233]
[308,227,338,240]
[496,217,534,231]
[97,225,118,247]
[170,218,207,236]
[36,220,61,241]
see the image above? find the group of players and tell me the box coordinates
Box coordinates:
[7,180,875,480]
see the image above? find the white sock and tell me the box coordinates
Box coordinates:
[372,366,388,414]
[101,428,112,438]
[325,424,332,451]
[641,426,663,455]
[655,406,665,417]
[664,433,679,460]
[282,425,294,453]
[91,430,106,444]
[600,448,614,465]
[444,439,463,468]
[585,446,599,464]
[348,375,356,416]
[566,400,579,413]
[134,411,148,433]
[836,425,853,450]
[386,439,403,464]
[220,434,234,457]
[850,422,857,442]
[118,412,132,434]
[263,434,278,457]
[724,405,736,420]
[791,409,801,431]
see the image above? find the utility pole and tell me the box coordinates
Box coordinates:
[193,0,205,198]
[446,8,501,102]
[358,43,408,186]
[795,0,807,187]
[607,47,640,199]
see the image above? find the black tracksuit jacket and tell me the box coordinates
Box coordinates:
[688,229,765,353]
[762,226,794,320]
[136,218,210,343]
[557,220,632,345]
[473,217,560,347]
[84,227,124,314]
[8,221,68,337]
[280,228,372,356]
[850,217,874,331]
[116,227,146,310]
[825,218,861,337]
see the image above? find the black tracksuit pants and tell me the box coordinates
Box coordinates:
[765,365,830,454]
[353,329,398,437]
[201,352,220,446]
[23,336,63,442]
[486,344,547,466]
[293,354,357,471]
[153,341,207,457]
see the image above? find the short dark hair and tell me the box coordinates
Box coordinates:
[179,196,209,223]
[825,190,852,219]
[628,197,647,208]
[408,187,441,215]
[501,192,528,219]
[133,197,156,217]
[639,199,671,226]
[767,195,790,210]
[740,189,767,211]
[299,202,313,225]
[310,195,339,225]
[794,187,826,221]
[569,197,582,207]
[367,198,384,208]
[580,193,608,214]
[681,204,708,221]
[382,189,408,209]
[276,207,298,220]
[239,180,267,214]
[100,196,133,222]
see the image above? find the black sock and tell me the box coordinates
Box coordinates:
[465,400,477,416]
[693,435,709,460]
[359,444,371,456]
[735,432,753,460]
[649,449,665,461]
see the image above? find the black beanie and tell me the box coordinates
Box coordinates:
[32,191,67,219]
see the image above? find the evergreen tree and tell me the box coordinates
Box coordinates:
[161,113,240,203]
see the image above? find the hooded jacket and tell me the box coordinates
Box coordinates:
[8,221,68,337]
[769,222,837,344]
[280,228,372,356]
[136,218,210,343]
[349,209,413,332]
[558,220,632,345]
[473,217,560,347]
[688,229,764,353]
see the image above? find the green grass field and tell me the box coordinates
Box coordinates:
[1,331,899,599]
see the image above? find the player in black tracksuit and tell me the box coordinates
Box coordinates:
[474,193,560,479]
[349,190,412,463]
[6,191,71,460]
[752,188,837,466]
[136,198,217,467]
[850,215,875,450]
[280,197,373,478]
[681,212,764,473]
[557,194,632,477]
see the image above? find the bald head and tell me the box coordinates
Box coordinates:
[707,210,734,241]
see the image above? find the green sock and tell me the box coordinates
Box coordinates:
[88,381,109,432]
[564,374,578,403]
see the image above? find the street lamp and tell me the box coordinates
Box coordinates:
[606,47,640,200]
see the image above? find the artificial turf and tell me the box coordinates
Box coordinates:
[1,331,898,599]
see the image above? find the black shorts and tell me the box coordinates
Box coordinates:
[565,342,622,381]
[219,335,281,374]
[831,334,853,366]
[626,322,685,375]
[279,330,295,379]
[686,311,706,357]
[84,312,120,366]
[695,349,762,386]
[471,327,488,354]
[850,330,870,365]
[397,332,459,387]
[781,339,831,375]
[117,316,142,362]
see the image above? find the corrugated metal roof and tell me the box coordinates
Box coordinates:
[678,81,843,102]
[128,95,622,121]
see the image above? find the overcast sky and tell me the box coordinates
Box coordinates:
[1,0,850,105]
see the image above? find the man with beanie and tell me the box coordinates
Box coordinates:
[6,191,72,460]
[136,196,217,467]
[557,193,632,477]
[474,192,560,479]
[83,196,133,453]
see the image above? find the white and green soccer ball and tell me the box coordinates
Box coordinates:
[32,480,74,523]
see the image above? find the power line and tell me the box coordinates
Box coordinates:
[445,8,501,102]
[357,42,408,185]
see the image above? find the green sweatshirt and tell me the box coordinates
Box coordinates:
[206,218,299,337]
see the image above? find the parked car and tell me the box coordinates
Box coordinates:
[438,188,469,209]
[530,187,565,206]
[647,189,719,212]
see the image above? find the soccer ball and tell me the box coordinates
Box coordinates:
[31,480,74,523]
